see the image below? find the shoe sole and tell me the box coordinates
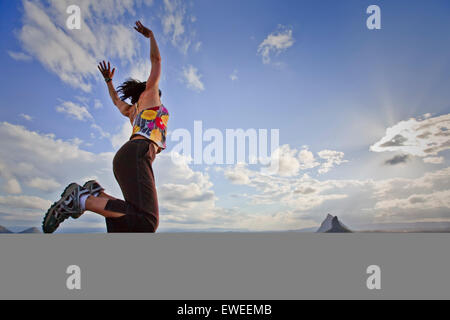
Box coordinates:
[42,183,79,234]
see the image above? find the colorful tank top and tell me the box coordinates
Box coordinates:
[131,103,169,152]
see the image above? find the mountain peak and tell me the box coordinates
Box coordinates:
[316,214,334,233]
[317,214,352,233]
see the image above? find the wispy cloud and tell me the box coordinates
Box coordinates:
[230,69,238,81]
[25,177,61,193]
[56,101,93,121]
[258,25,294,64]
[1,178,22,195]
[182,65,204,92]
[55,99,111,140]
[161,0,198,54]
[93,99,103,109]
[16,0,152,92]
[7,51,32,62]
[0,195,51,210]
[19,113,33,121]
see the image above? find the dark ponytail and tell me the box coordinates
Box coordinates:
[117,79,162,105]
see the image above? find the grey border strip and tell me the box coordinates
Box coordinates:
[0,234,449,300]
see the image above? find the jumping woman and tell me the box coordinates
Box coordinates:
[42,21,168,233]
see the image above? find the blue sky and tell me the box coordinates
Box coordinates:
[0,0,449,232]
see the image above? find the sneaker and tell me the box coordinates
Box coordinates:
[42,183,90,234]
[82,180,105,196]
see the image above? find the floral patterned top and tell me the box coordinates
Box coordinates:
[130,103,169,153]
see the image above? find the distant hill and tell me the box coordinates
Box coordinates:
[317,214,352,233]
[0,225,13,234]
[0,225,41,234]
[18,227,41,234]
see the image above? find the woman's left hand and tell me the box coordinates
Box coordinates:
[134,21,153,38]
[98,60,115,81]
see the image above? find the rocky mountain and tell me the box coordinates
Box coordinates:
[0,225,13,234]
[317,214,334,232]
[317,214,352,233]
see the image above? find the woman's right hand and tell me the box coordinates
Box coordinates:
[98,61,115,81]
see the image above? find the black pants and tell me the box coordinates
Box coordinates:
[105,139,159,233]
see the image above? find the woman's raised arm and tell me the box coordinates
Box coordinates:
[134,21,161,91]
[98,61,132,117]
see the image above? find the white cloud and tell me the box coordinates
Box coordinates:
[375,190,450,211]
[194,41,202,52]
[55,99,112,140]
[56,101,93,121]
[8,51,32,61]
[162,0,185,43]
[111,121,132,149]
[154,152,221,228]
[16,0,152,92]
[91,123,111,139]
[0,195,51,211]
[161,0,197,54]
[423,156,444,164]
[26,177,61,193]
[258,25,294,64]
[129,59,151,82]
[19,113,33,121]
[0,162,23,194]
[271,145,301,177]
[0,121,117,224]
[182,65,204,92]
[230,69,238,81]
[225,145,342,181]
[224,163,251,185]
[94,99,103,109]
[370,113,450,162]
[317,150,347,174]
[222,157,450,227]
[2,179,22,195]
[298,148,320,170]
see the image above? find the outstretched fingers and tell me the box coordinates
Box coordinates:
[134,21,146,34]
[97,61,115,79]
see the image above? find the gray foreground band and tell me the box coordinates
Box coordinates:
[0,233,449,300]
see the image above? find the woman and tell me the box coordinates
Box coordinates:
[42,21,168,233]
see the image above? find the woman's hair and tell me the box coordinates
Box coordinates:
[117,79,162,105]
